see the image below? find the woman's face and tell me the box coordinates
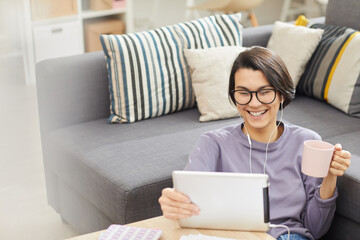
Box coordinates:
[234,68,281,133]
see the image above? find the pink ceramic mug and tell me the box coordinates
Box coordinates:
[301,140,334,178]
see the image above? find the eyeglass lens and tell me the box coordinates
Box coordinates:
[233,89,276,105]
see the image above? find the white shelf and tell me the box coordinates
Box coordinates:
[23,0,134,85]
[82,8,127,19]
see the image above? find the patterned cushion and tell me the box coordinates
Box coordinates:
[297,23,360,117]
[100,13,243,123]
[175,14,243,49]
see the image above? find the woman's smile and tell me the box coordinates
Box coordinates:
[247,109,268,118]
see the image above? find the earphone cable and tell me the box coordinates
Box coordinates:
[264,101,283,174]
[243,123,253,173]
[269,224,290,240]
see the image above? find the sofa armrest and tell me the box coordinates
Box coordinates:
[36,51,110,134]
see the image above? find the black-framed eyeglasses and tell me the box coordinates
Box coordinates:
[231,89,278,105]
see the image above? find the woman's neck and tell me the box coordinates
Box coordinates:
[243,122,284,143]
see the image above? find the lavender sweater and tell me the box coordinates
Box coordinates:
[184,122,337,240]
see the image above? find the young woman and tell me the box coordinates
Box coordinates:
[158,47,351,240]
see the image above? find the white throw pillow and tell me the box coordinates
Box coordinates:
[267,21,324,87]
[184,46,247,122]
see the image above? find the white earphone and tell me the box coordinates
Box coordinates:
[245,95,284,174]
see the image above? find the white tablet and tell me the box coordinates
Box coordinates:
[172,171,270,232]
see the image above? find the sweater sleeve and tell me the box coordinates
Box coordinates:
[301,174,338,239]
[184,132,220,172]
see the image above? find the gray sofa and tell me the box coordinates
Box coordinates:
[36,0,360,239]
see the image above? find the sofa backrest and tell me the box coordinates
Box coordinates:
[326,0,360,30]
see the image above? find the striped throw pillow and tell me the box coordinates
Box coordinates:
[175,14,243,49]
[297,24,360,117]
[100,13,243,123]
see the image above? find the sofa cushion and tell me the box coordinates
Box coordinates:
[333,154,360,225]
[326,131,360,157]
[297,23,360,117]
[47,108,242,224]
[322,213,360,240]
[184,46,245,122]
[100,13,243,123]
[266,21,324,87]
[283,96,360,145]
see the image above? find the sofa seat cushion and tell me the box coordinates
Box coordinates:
[46,108,241,224]
[284,96,360,145]
[322,213,360,240]
[335,154,360,225]
[326,131,360,157]
[327,131,360,224]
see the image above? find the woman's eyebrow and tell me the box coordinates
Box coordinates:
[235,85,273,90]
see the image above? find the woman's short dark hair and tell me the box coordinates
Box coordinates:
[228,46,295,109]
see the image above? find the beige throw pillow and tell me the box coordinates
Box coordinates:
[267,21,324,87]
[184,46,247,122]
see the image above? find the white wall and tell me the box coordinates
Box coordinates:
[0,0,23,57]
[132,0,324,32]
